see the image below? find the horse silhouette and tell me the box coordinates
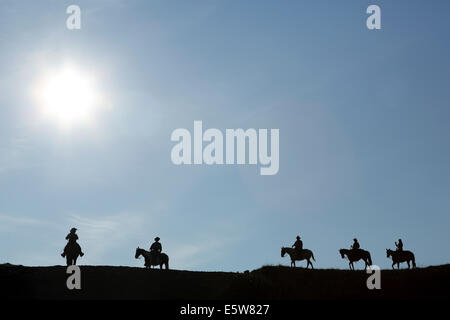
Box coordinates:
[135,247,169,269]
[64,241,83,266]
[386,249,416,269]
[339,249,372,270]
[281,247,315,268]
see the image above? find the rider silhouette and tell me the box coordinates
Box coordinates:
[61,227,84,258]
[292,235,303,253]
[150,237,162,263]
[351,238,360,250]
[395,239,403,251]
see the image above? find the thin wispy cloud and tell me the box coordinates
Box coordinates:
[0,138,39,173]
[0,214,43,226]
[170,239,237,270]
[67,213,146,265]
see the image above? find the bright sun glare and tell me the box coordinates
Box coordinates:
[35,64,104,128]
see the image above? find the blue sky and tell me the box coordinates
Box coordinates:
[0,0,449,271]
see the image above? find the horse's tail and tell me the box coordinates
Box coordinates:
[311,251,316,262]
[165,255,169,270]
[412,253,416,268]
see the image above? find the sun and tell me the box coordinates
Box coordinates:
[34,64,105,128]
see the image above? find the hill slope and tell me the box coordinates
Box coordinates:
[1,264,449,299]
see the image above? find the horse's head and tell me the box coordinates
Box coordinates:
[135,247,141,259]
[281,247,286,257]
[386,249,392,258]
[339,249,346,259]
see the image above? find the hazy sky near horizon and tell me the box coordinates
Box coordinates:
[1,0,449,271]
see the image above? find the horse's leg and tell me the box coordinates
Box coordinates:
[66,256,71,266]
[392,262,395,269]
[407,261,410,269]
[74,257,77,266]
[349,262,352,270]
[397,262,400,270]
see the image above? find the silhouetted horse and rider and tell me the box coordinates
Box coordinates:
[56,230,416,272]
[61,227,84,266]
[339,238,373,270]
[135,237,169,269]
[281,235,316,268]
[386,239,416,269]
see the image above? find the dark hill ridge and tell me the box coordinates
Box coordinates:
[1,264,449,299]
